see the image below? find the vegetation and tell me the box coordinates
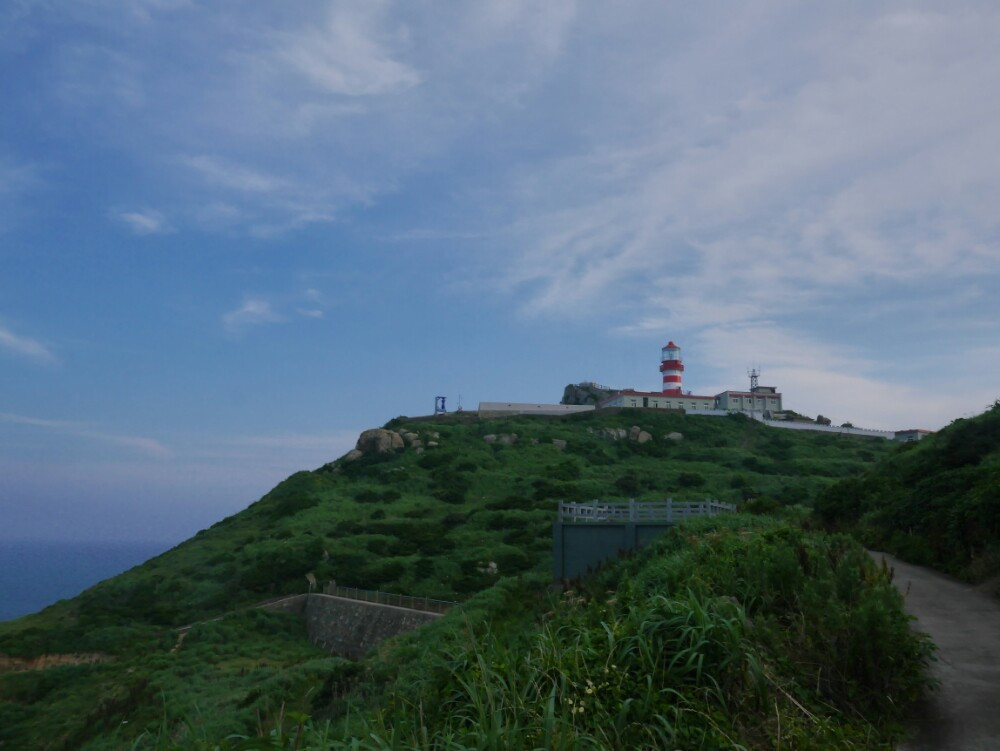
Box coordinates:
[0,408,908,749]
[126,518,931,750]
[815,401,1000,585]
[316,517,930,750]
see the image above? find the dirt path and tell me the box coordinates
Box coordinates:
[871,552,1000,751]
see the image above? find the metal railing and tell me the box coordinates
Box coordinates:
[558,499,737,523]
[321,584,455,615]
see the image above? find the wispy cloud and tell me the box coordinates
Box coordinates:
[182,155,288,194]
[222,297,284,332]
[225,431,358,452]
[273,2,421,97]
[0,323,56,364]
[0,412,172,458]
[115,207,171,235]
[468,6,1000,330]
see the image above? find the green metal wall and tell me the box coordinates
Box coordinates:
[552,521,674,580]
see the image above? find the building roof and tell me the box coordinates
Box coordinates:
[722,390,782,397]
[663,341,679,348]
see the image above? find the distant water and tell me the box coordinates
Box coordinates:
[0,540,172,622]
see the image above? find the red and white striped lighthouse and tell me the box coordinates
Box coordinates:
[660,340,684,395]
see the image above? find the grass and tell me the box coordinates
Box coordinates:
[135,517,932,750]
[0,408,900,749]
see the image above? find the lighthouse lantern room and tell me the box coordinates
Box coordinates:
[660,341,684,395]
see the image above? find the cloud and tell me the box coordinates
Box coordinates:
[0,412,172,458]
[0,324,56,364]
[115,208,170,235]
[476,5,1000,328]
[181,155,287,194]
[0,412,78,429]
[0,155,39,195]
[222,297,284,332]
[5,1,584,235]
[225,431,358,453]
[690,323,998,431]
[273,2,421,96]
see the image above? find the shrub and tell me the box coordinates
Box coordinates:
[615,472,641,495]
[676,471,705,488]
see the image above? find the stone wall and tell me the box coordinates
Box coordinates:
[261,594,441,659]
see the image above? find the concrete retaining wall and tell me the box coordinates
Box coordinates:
[261,594,442,659]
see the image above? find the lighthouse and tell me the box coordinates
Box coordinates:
[660,341,684,395]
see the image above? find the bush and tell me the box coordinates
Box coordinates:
[615,472,641,495]
[676,471,705,488]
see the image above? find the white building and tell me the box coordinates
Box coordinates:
[716,386,783,417]
[598,341,783,416]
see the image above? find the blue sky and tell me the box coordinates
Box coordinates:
[2,1,998,543]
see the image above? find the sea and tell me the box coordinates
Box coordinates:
[0,539,173,622]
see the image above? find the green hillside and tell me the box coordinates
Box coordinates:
[815,401,1000,585]
[0,409,907,749]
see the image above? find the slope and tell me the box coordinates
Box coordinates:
[815,400,1000,585]
[0,409,894,749]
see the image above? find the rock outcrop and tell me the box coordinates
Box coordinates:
[590,425,653,443]
[561,383,615,406]
[356,429,405,455]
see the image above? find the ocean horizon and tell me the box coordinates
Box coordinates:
[0,539,173,622]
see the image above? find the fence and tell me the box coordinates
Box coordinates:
[322,584,455,615]
[558,499,737,524]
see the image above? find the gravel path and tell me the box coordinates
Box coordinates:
[871,552,1000,751]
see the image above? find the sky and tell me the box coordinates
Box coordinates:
[1,1,998,543]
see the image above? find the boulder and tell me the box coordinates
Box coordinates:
[665,432,684,442]
[561,383,614,406]
[410,439,423,449]
[427,441,439,447]
[498,433,518,445]
[356,429,403,455]
[483,434,498,444]
[628,425,642,441]
[636,431,652,444]
[402,431,419,444]
[343,449,364,463]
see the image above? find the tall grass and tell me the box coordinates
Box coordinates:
[179,517,929,751]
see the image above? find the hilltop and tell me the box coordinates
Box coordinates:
[0,408,904,748]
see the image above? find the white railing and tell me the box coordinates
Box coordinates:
[558,499,736,524]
